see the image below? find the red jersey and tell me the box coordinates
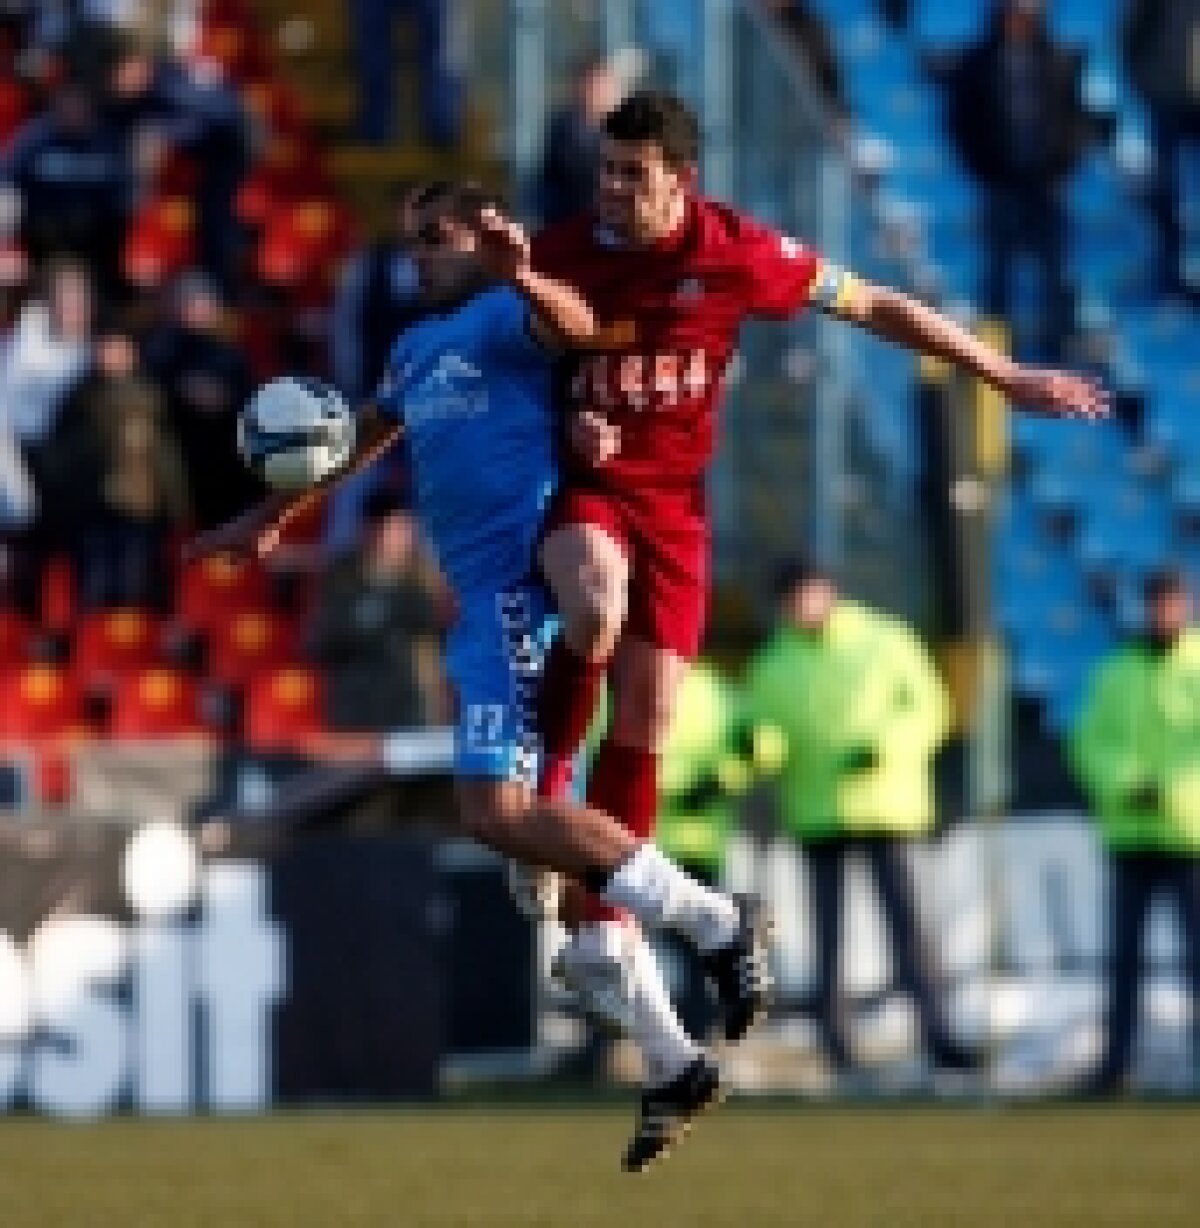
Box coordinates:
[531,195,821,489]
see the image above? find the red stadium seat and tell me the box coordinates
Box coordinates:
[244,665,324,751]
[74,608,162,691]
[177,555,270,633]
[40,556,76,634]
[257,197,354,290]
[0,74,29,150]
[0,608,31,667]
[0,665,83,741]
[191,21,270,84]
[208,608,296,686]
[111,668,202,739]
[123,196,199,290]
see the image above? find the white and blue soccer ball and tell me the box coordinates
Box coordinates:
[237,376,356,491]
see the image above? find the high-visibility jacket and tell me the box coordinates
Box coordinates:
[743,601,950,840]
[656,660,748,872]
[1071,630,1200,854]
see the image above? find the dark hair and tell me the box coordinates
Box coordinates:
[773,556,833,601]
[572,51,610,80]
[1145,566,1188,602]
[363,487,410,523]
[603,89,700,168]
[420,180,506,225]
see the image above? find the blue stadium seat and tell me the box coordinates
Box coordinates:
[1078,477,1173,572]
[1052,0,1121,55]
[912,0,987,51]
[995,536,1088,637]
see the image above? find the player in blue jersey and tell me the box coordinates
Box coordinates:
[190,182,771,1171]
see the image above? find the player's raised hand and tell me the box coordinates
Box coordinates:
[568,409,621,464]
[441,207,531,282]
[1003,366,1111,420]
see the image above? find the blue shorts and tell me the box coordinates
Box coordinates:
[446,579,558,785]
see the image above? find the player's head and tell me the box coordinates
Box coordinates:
[597,89,699,244]
[775,557,837,633]
[1145,567,1190,644]
[411,180,504,304]
[363,487,418,572]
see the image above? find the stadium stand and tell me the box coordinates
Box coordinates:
[806,0,1198,750]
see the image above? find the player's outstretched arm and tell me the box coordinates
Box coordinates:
[828,276,1109,419]
[442,207,597,348]
[185,407,401,564]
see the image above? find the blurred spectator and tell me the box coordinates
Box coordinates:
[0,70,130,289]
[762,1,848,127]
[656,657,753,1035]
[350,0,461,148]
[144,270,261,529]
[946,0,1087,360]
[100,25,250,286]
[308,490,443,731]
[49,313,188,610]
[1071,568,1200,1095]
[331,180,430,404]
[744,560,977,1077]
[536,53,618,224]
[1124,0,1200,296]
[0,255,92,484]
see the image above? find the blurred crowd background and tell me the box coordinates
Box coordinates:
[0,0,1199,1104]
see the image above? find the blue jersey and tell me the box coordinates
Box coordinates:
[373,284,560,785]
[373,285,557,596]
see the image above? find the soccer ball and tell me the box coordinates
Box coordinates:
[237,377,356,491]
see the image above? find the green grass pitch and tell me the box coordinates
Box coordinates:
[1,1103,1198,1226]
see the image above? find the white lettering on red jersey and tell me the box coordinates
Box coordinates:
[531,196,821,488]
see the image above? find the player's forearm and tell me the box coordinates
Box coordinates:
[259,408,401,542]
[851,284,1018,393]
[511,267,596,347]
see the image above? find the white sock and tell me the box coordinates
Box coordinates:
[601,844,738,953]
[572,918,628,964]
[627,928,700,1089]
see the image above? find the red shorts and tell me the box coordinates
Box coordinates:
[544,483,710,659]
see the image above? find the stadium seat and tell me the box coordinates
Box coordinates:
[244,665,325,752]
[0,609,31,668]
[40,556,77,635]
[0,664,84,741]
[1078,478,1173,573]
[1051,0,1121,54]
[208,608,297,686]
[74,608,162,692]
[912,0,987,51]
[123,196,198,290]
[177,555,271,633]
[110,668,202,739]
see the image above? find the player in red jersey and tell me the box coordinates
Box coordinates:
[530,90,1107,1044]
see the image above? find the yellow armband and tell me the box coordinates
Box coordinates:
[811,260,865,319]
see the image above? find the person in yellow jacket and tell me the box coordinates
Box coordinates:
[657,660,752,878]
[744,558,978,1075]
[1071,567,1200,1094]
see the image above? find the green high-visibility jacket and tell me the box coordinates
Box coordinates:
[1071,630,1200,854]
[656,661,748,872]
[743,601,950,839]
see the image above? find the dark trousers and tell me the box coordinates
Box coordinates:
[1097,851,1200,1086]
[77,510,171,613]
[805,834,962,1070]
[1150,108,1200,295]
[982,182,1071,363]
[350,0,460,146]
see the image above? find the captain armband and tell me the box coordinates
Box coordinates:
[810,260,866,320]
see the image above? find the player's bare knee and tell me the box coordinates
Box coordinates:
[567,572,626,662]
